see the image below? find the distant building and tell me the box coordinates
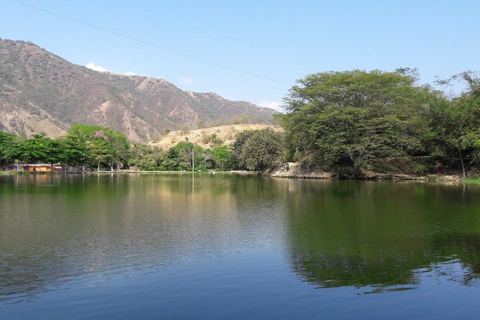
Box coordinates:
[2,164,63,172]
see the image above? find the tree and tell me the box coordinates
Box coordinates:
[232,129,285,174]
[175,142,194,170]
[281,70,429,177]
[0,131,16,165]
[15,134,63,164]
[193,145,206,170]
[212,145,233,170]
[103,130,130,170]
[87,139,111,171]
[128,144,165,170]
[427,73,480,177]
[164,146,180,170]
[58,136,89,167]
[162,142,194,170]
[65,124,130,170]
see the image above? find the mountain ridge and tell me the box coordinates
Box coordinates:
[0,38,277,142]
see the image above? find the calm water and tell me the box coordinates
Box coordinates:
[1,174,480,319]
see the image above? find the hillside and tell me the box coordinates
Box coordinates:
[148,124,282,150]
[0,38,277,142]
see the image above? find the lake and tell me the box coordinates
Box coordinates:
[1,173,480,319]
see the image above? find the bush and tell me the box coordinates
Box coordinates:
[413,164,429,175]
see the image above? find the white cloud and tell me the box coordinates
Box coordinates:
[259,101,284,113]
[85,62,110,73]
[124,71,137,76]
[179,77,194,84]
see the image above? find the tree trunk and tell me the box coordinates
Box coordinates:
[458,147,466,178]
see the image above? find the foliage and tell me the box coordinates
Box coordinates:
[427,73,480,177]
[65,124,130,170]
[158,142,202,170]
[58,136,88,166]
[0,131,16,165]
[412,164,429,175]
[281,70,430,177]
[462,177,480,186]
[128,144,165,170]
[172,142,194,170]
[212,145,234,170]
[15,134,63,164]
[232,129,285,174]
[2,125,270,173]
[3,66,480,178]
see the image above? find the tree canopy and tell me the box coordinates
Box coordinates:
[0,131,16,165]
[15,134,63,164]
[65,124,130,170]
[281,70,431,177]
[426,72,480,177]
[232,129,285,174]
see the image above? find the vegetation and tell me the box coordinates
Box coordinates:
[0,125,280,173]
[0,131,16,166]
[64,124,130,170]
[232,129,285,174]
[426,72,480,177]
[278,69,480,178]
[2,66,480,179]
[15,134,63,164]
[462,177,480,186]
[1,125,131,171]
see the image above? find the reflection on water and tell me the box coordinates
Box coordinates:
[1,174,480,317]
[0,174,286,304]
[284,180,480,292]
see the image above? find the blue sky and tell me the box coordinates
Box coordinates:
[1,0,479,111]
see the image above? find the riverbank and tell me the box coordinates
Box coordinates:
[0,165,468,185]
[462,177,480,186]
[268,162,464,184]
[0,169,254,176]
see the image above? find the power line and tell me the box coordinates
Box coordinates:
[9,0,291,86]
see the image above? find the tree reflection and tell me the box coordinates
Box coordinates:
[284,180,480,291]
[0,174,286,303]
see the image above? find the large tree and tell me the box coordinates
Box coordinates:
[281,70,430,177]
[65,124,130,170]
[232,129,285,174]
[128,144,165,171]
[15,134,63,164]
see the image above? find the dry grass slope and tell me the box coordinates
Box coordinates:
[149,124,282,150]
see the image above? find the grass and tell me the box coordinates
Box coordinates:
[462,177,480,186]
[0,170,41,175]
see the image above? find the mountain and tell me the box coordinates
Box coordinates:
[0,38,277,142]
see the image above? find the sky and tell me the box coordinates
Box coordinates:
[1,0,479,111]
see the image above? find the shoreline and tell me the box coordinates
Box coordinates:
[0,170,255,175]
[267,162,464,184]
[0,166,470,185]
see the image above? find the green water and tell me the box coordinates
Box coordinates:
[1,174,480,319]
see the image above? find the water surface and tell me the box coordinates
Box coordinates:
[1,174,480,319]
